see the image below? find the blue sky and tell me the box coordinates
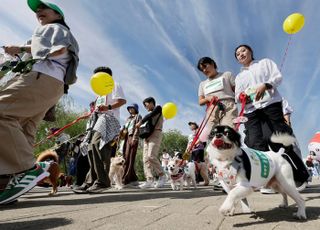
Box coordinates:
[1,0,320,157]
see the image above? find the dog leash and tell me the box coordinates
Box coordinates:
[34,112,92,147]
[234,93,248,131]
[184,97,220,159]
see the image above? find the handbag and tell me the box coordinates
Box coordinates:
[139,114,161,139]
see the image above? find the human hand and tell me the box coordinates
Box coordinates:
[255,84,267,101]
[135,121,142,128]
[206,96,218,105]
[131,139,138,146]
[239,92,251,104]
[205,96,212,103]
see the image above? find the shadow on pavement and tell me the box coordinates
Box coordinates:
[0,187,225,210]
[0,217,72,230]
[232,205,319,228]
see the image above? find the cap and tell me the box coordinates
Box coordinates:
[127,103,139,113]
[50,127,60,133]
[27,0,64,18]
[188,121,199,129]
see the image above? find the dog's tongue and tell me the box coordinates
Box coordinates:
[213,139,224,148]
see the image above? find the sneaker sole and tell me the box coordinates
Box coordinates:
[87,188,109,194]
[0,171,50,205]
[260,191,277,194]
[72,189,89,194]
[139,186,153,189]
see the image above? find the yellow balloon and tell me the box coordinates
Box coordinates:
[90,72,114,96]
[283,13,305,34]
[162,102,178,119]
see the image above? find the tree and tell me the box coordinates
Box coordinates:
[160,129,188,155]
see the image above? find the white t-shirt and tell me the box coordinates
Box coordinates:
[95,81,125,121]
[235,59,283,113]
[32,52,71,82]
[198,71,235,100]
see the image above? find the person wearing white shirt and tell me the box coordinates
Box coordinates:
[197,57,238,131]
[234,44,291,150]
[234,44,309,186]
[73,66,126,194]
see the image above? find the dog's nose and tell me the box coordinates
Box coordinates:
[215,133,223,138]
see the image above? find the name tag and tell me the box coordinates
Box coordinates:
[245,87,271,108]
[95,96,107,108]
[203,77,224,95]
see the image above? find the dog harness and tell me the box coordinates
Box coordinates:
[231,148,276,188]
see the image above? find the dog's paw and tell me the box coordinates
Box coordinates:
[278,203,288,208]
[219,206,233,216]
[293,211,307,220]
[115,185,123,190]
[48,191,57,196]
[229,207,236,216]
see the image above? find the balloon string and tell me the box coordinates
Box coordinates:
[279,35,292,72]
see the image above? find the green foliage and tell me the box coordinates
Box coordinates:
[34,96,87,156]
[135,148,145,181]
[160,129,188,156]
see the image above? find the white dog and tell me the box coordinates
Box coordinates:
[109,155,125,190]
[206,125,306,219]
[167,158,197,190]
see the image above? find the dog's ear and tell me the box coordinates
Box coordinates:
[224,126,241,147]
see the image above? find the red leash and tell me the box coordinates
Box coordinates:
[34,112,92,147]
[235,93,248,131]
[187,97,220,153]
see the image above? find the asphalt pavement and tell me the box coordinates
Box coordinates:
[0,178,319,230]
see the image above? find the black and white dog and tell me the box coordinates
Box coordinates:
[206,125,306,219]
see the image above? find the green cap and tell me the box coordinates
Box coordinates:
[27,0,64,18]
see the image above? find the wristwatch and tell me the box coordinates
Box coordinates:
[108,104,112,110]
[265,83,273,89]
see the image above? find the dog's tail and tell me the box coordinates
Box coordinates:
[270,132,296,147]
[36,150,59,163]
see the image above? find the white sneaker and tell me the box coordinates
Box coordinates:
[154,176,166,188]
[260,187,276,194]
[139,180,153,189]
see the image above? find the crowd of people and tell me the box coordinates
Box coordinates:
[0,0,311,205]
